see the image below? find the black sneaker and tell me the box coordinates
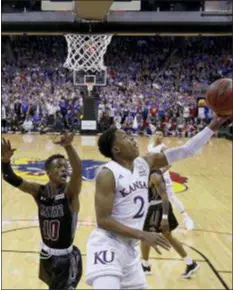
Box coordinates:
[182,261,200,278]
[142,263,152,275]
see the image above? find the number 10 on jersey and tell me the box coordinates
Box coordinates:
[43,220,60,241]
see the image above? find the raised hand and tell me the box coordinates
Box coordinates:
[53,132,75,148]
[209,114,232,131]
[1,138,16,162]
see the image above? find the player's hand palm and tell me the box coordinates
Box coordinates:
[209,114,232,131]
[143,231,171,255]
[1,138,16,162]
[53,132,74,147]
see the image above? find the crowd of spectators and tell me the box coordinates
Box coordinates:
[2,1,232,13]
[1,35,232,137]
[1,0,204,12]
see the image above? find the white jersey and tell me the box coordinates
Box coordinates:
[147,143,173,186]
[100,157,150,231]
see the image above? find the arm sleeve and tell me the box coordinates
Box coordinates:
[164,127,214,164]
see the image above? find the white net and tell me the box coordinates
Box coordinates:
[64,34,112,72]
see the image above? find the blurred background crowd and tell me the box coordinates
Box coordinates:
[3,0,232,12]
[1,35,232,137]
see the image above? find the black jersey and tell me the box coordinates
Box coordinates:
[144,169,178,233]
[36,183,77,249]
[148,169,165,204]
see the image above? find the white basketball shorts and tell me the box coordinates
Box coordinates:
[85,228,147,289]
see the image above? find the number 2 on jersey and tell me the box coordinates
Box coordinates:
[43,220,60,241]
[133,196,145,218]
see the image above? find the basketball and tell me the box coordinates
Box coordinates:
[205,78,232,116]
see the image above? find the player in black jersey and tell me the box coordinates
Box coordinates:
[2,133,82,289]
[141,169,200,278]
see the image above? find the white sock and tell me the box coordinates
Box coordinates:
[167,187,186,214]
[184,256,193,265]
[164,127,214,164]
[93,276,121,289]
[142,259,150,267]
[181,211,190,219]
[169,194,185,214]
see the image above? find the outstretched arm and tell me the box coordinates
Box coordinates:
[143,116,230,169]
[1,138,41,198]
[54,133,82,200]
[65,144,82,198]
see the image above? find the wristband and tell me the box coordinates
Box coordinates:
[2,162,23,187]
[162,214,168,219]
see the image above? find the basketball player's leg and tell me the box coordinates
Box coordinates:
[141,241,150,261]
[86,230,123,288]
[140,241,152,275]
[45,246,83,289]
[162,231,199,278]
[121,245,148,289]
[93,276,121,289]
[163,231,187,258]
[166,185,194,230]
[162,207,199,278]
[140,208,154,275]
[39,251,53,287]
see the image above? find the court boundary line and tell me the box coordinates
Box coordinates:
[2,220,232,236]
[2,226,231,289]
[1,249,229,289]
[183,243,230,290]
[1,249,205,263]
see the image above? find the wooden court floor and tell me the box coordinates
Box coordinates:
[2,134,232,289]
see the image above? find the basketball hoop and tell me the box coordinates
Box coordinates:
[64,34,112,93]
[64,34,112,71]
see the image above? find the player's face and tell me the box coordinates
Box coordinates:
[113,130,139,160]
[154,131,163,144]
[48,158,69,185]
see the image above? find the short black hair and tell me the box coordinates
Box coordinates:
[44,154,65,172]
[98,127,117,159]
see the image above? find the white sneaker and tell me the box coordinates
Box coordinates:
[184,216,194,230]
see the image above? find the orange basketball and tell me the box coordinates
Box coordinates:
[206,78,232,116]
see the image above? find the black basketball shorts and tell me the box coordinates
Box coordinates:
[143,202,178,233]
[39,245,82,290]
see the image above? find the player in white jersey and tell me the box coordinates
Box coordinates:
[147,130,194,231]
[86,115,229,289]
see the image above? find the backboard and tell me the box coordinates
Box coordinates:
[41,0,140,12]
[73,69,107,91]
